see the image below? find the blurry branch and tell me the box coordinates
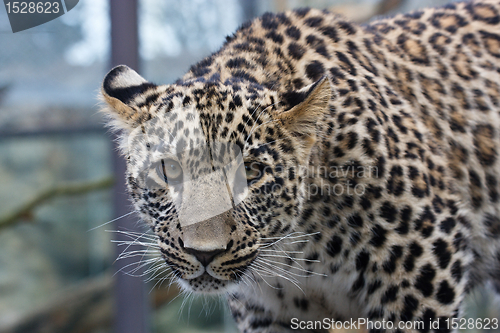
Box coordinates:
[0,177,114,231]
[329,0,405,22]
[0,272,180,333]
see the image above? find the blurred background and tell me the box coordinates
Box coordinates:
[1,0,499,332]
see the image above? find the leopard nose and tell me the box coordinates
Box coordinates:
[185,248,225,267]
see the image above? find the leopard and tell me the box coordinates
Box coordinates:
[101,0,500,332]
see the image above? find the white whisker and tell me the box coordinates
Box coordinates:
[88,211,138,232]
[259,254,320,262]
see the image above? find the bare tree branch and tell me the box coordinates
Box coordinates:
[0,177,114,231]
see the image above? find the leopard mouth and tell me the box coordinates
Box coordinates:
[180,272,232,293]
[194,271,219,281]
[163,249,257,292]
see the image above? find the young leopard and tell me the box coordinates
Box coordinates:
[101,1,500,332]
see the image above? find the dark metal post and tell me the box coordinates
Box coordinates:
[240,0,258,23]
[109,1,150,333]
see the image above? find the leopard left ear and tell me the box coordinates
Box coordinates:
[101,65,164,131]
[277,76,333,154]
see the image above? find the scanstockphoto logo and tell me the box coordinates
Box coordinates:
[3,0,79,33]
[124,108,380,228]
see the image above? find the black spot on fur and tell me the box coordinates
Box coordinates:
[265,31,284,44]
[305,60,325,81]
[380,202,398,223]
[403,242,423,273]
[338,21,356,35]
[285,26,301,40]
[293,297,309,311]
[225,112,234,123]
[367,280,382,295]
[370,224,387,247]
[432,239,452,269]
[486,174,499,203]
[381,285,399,304]
[383,245,403,274]
[226,57,251,69]
[440,217,456,234]
[414,206,435,238]
[249,317,273,329]
[420,308,437,331]
[261,12,279,30]
[305,16,323,27]
[395,206,412,235]
[336,51,357,76]
[401,295,419,321]
[288,42,305,60]
[233,95,243,107]
[294,7,310,18]
[347,214,363,228]
[326,235,343,257]
[436,280,455,305]
[351,273,365,292]
[320,26,339,42]
[356,250,370,271]
[415,264,436,297]
[451,260,463,283]
[484,213,500,238]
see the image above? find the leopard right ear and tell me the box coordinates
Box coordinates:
[101,65,163,131]
[276,77,333,158]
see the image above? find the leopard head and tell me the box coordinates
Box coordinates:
[101,65,332,293]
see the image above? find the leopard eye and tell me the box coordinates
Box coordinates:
[244,162,262,184]
[156,159,183,184]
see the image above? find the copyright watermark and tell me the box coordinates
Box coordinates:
[3,0,79,33]
[290,317,500,331]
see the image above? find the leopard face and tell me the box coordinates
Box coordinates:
[101,66,331,293]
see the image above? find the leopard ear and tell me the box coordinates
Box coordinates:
[101,65,161,131]
[277,76,333,154]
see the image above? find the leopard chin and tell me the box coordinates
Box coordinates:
[179,272,232,294]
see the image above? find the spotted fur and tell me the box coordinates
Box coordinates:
[102,1,500,332]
